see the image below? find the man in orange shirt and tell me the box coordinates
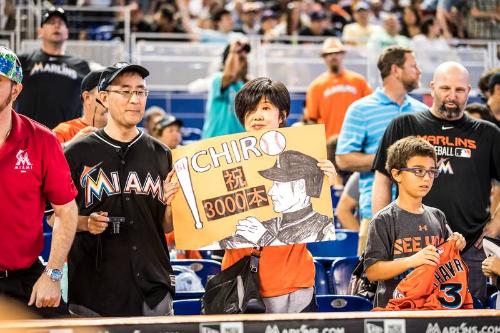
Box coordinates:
[305,38,372,139]
[52,70,107,146]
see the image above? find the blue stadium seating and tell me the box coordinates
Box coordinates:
[173,299,202,315]
[330,256,360,295]
[488,292,498,309]
[316,295,373,312]
[170,259,221,287]
[472,296,483,309]
[314,260,330,295]
[41,232,52,262]
[331,187,343,230]
[307,230,359,264]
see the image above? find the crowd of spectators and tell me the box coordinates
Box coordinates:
[2,0,498,43]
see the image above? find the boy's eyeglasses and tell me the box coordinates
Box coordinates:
[399,167,440,179]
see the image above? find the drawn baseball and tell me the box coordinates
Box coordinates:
[259,130,286,156]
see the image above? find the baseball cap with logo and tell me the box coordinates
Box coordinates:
[41,7,68,26]
[81,69,104,94]
[258,150,323,197]
[0,46,23,84]
[321,37,346,56]
[98,62,149,92]
[154,115,183,134]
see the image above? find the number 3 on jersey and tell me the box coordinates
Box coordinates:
[438,283,463,308]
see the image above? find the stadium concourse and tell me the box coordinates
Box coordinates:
[1,0,500,330]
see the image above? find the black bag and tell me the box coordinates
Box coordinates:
[348,254,377,301]
[202,252,266,314]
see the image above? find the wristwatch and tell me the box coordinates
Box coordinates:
[44,267,63,282]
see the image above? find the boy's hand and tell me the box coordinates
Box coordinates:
[408,245,440,268]
[448,232,466,251]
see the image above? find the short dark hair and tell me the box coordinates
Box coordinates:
[385,136,436,177]
[478,68,500,96]
[377,46,414,80]
[465,103,495,122]
[234,77,290,126]
[420,16,435,36]
[212,8,230,23]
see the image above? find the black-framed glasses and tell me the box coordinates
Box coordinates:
[399,167,440,179]
[106,90,149,100]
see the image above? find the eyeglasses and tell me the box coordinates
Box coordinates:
[106,90,149,100]
[399,167,440,179]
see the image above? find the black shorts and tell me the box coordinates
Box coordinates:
[0,259,69,318]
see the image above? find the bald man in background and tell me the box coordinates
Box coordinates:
[371,61,500,304]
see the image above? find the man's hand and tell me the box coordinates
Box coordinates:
[474,217,500,249]
[87,211,109,234]
[64,126,97,148]
[235,217,267,245]
[28,274,61,308]
[407,245,440,268]
[163,169,179,206]
[317,159,338,187]
[482,256,500,277]
[448,232,466,251]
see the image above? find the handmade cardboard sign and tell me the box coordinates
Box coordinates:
[171,124,335,250]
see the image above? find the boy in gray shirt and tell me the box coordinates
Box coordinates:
[364,136,465,307]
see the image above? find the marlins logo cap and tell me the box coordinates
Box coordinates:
[98,62,149,92]
[0,46,23,84]
[41,7,68,26]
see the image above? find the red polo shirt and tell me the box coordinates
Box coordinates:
[0,110,77,271]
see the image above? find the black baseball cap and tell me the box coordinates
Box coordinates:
[41,7,68,26]
[258,150,323,197]
[81,70,104,94]
[98,62,149,92]
[154,115,183,134]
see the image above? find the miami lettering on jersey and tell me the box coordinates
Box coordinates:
[80,162,165,207]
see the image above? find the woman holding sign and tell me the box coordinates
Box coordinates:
[219,77,338,313]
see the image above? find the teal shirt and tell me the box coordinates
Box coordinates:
[201,72,245,139]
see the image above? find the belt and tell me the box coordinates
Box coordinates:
[0,260,43,279]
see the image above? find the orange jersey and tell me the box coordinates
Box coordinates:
[305,70,372,138]
[376,241,473,311]
[52,118,88,143]
[222,244,315,298]
[165,232,202,259]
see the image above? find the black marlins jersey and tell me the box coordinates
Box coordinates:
[17,49,90,129]
[64,129,174,316]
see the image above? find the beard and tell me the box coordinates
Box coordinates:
[329,63,340,74]
[437,100,462,119]
[0,89,13,113]
[402,76,419,92]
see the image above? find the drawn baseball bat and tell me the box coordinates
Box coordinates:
[174,156,203,229]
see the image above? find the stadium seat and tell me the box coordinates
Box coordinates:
[41,232,52,262]
[488,292,498,309]
[472,296,483,309]
[331,187,343,230]
[330,256,360,295]
[170,259,221,287]
[306,229,359,261]
[314,260,330,295]
[173,299,202,315]
[316,295,373,312]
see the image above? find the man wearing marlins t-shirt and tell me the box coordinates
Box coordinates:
[371,61,500,305]
[64,62,179,317]
[17,7,90,129]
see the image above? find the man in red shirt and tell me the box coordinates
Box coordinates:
[0,46,78,318]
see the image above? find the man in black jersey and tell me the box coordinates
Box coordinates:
[64,62,179,317]
[371,61,500,305]
[16,7,90,129]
